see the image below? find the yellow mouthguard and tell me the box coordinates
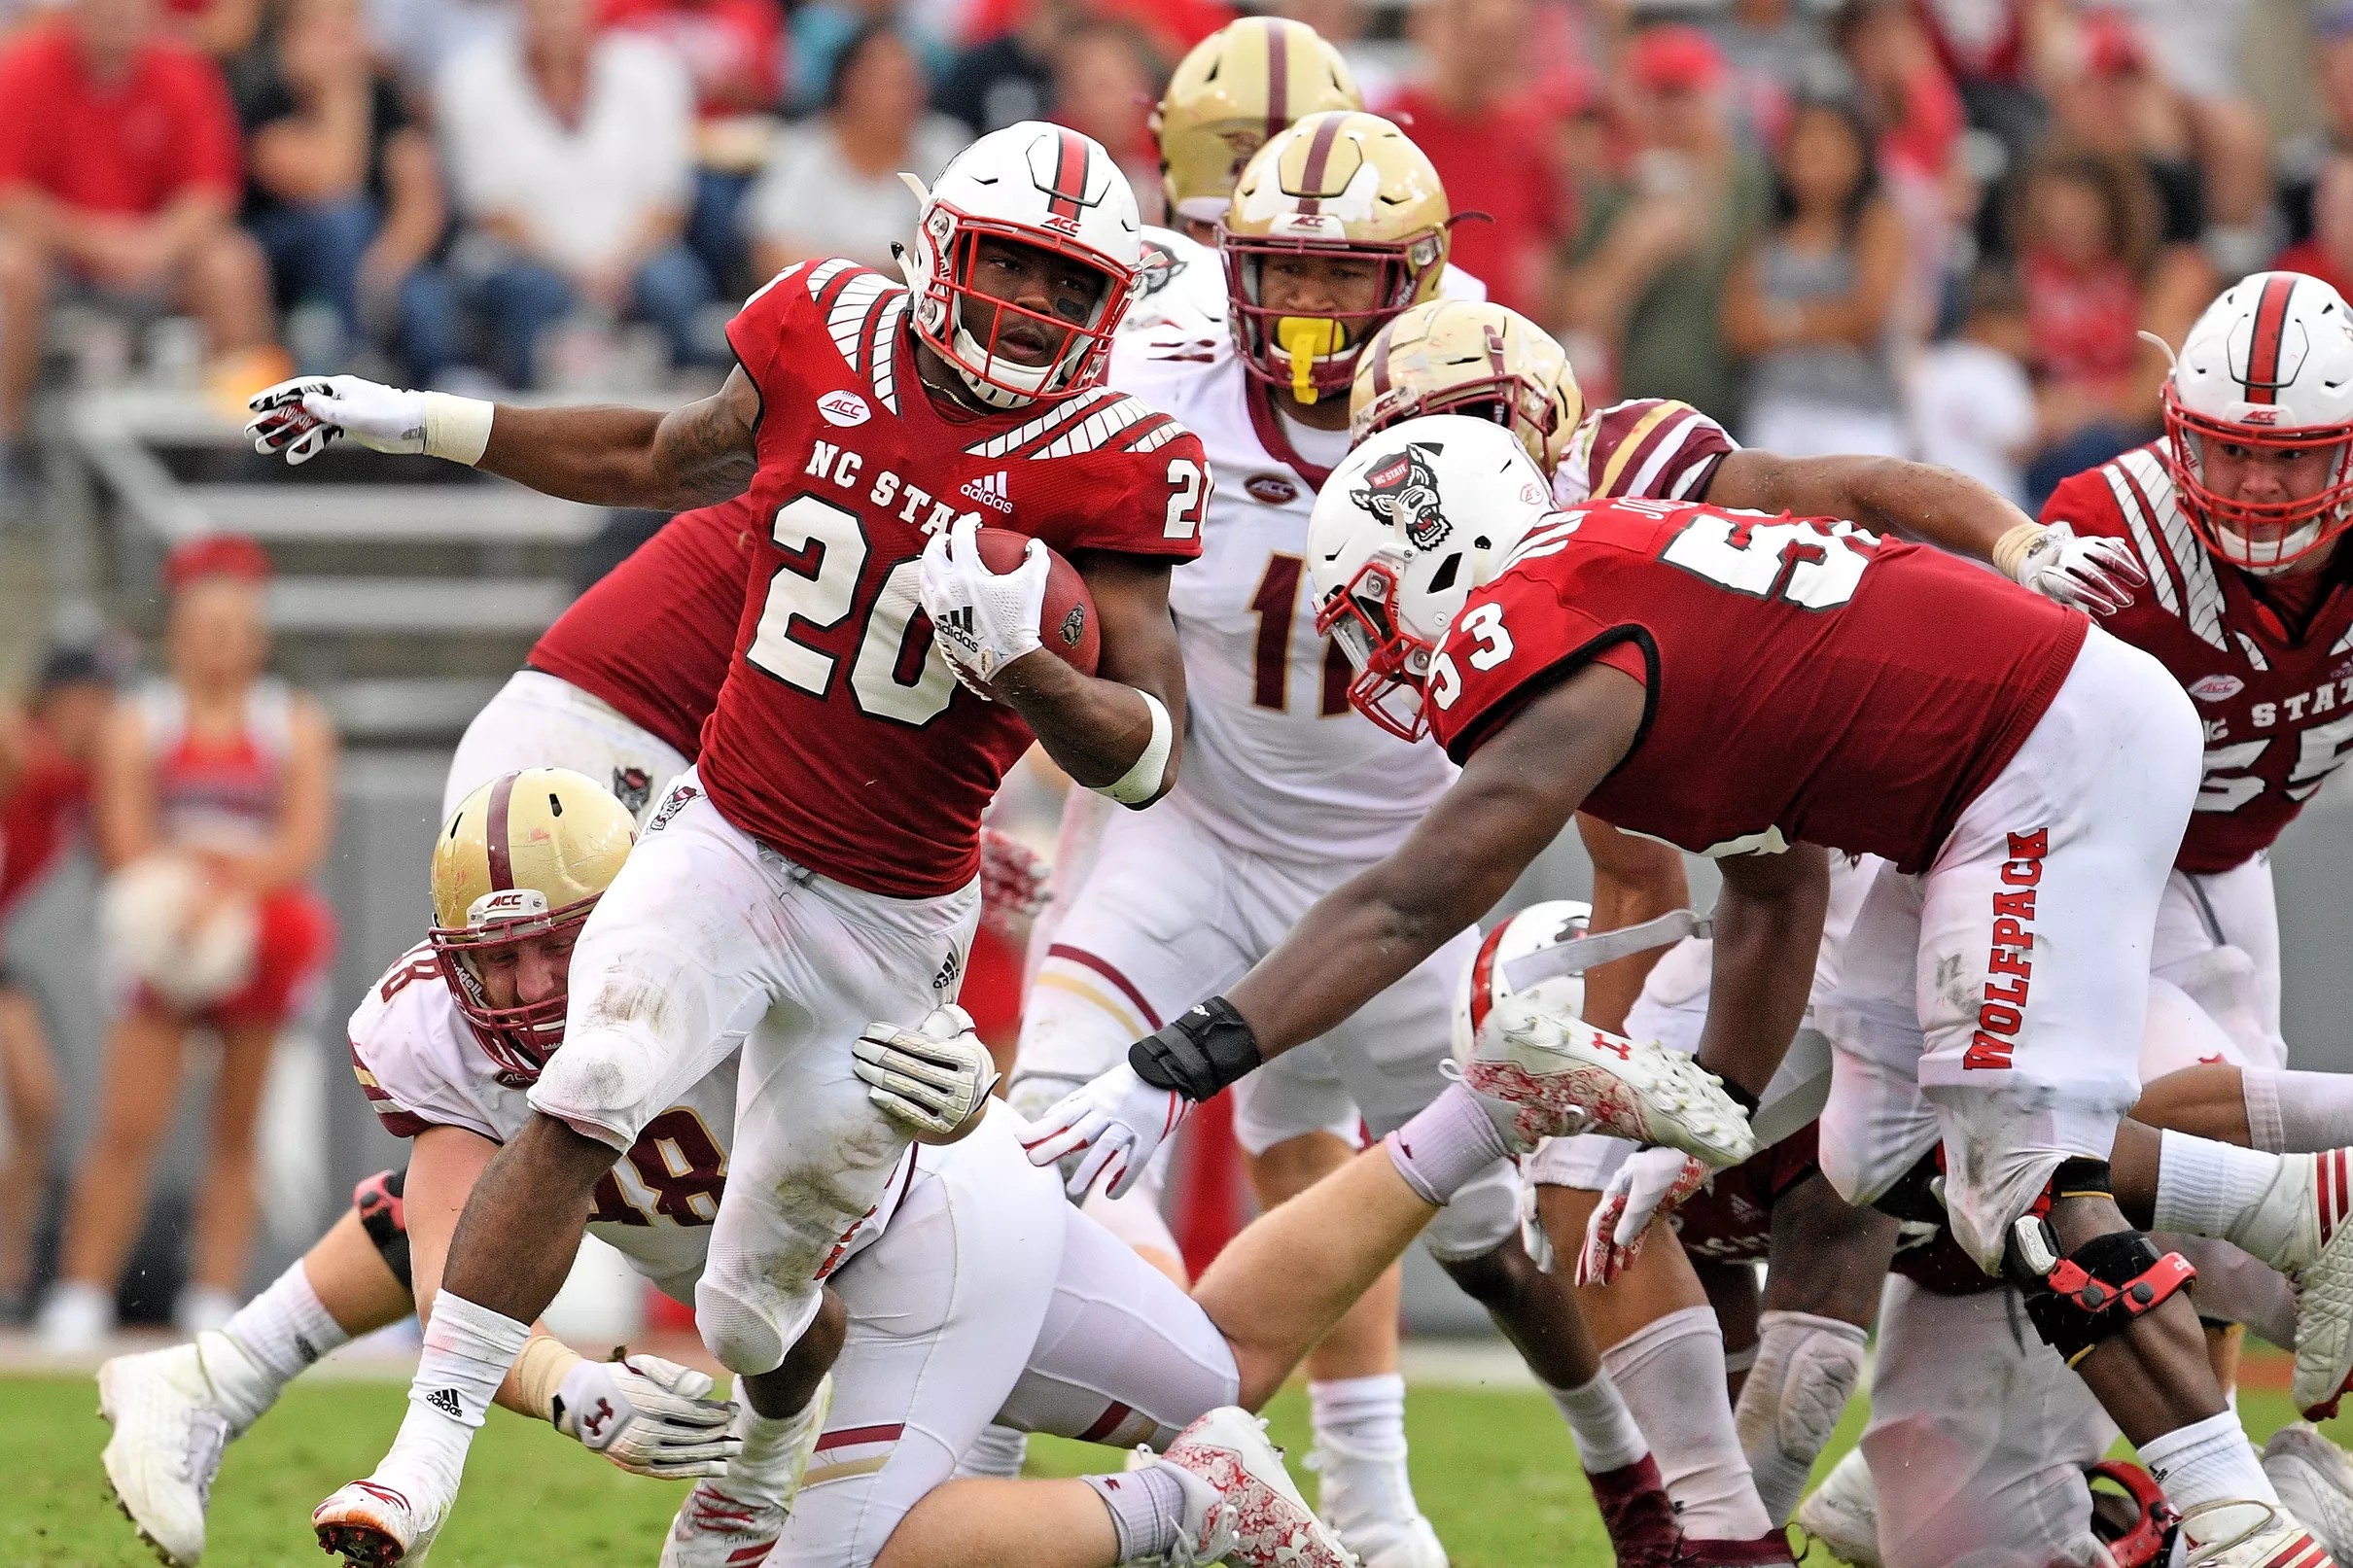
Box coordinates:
[1277,317,1345,405]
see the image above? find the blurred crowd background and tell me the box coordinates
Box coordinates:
[5,0,2353,1339]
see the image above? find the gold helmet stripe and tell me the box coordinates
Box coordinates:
[1296,113,1346,214]
[483,771,517,890]
[1265,22,1288,142]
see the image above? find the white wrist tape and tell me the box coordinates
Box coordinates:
[1093,690,1173,806]
[423,392,495,466]
[1990,520,2045,583]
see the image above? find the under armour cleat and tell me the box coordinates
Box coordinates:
[1307,1435,1447,1568]
[1585,1455,1682,1568]
[1466,995,1756,1167]
[99,1342,233,1566]
[1794,1447,1881,1568]
[2266,1426,2353,1564]
[312,1476,448,1567]
[661,1376,832,1568]
[1164,1407,1356,1568]
[2179,1500,2337,1567]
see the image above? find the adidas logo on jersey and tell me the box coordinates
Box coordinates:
[960,471,1013,513]
[425,1387,465,1420]
[933,947,962,993]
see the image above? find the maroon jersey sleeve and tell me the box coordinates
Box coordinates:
[1574,400,1739,504]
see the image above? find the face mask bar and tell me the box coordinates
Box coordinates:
[1221,232,1440,402]
[2163,384,2353,575]
[921,214,1135,402]
[1314,557,1437,741]
[429,894,600,1082]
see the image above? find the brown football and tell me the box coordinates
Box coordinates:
[972,526,1100,676]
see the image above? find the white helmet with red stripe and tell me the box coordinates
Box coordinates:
[900,121,1141,410]
[1452,900,1594,1063]
[2163,269,2353,575]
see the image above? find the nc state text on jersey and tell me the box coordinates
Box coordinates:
[804,440,988,537]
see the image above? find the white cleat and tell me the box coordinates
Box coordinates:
[1466,996,1756,1167]
[2266,1426,2353,1563]
[660,1376,832,1568]
[2179,1500,2337,1567]
[98,1343,233,1566]
[2246,1149,2353,1418]
[313,1475,451,1567]
[1163,1408,1357,1568]
[1794,1447,1881,1568]
[1308,1438,1447,1568]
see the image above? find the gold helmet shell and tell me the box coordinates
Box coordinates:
[1221,111,1451,403]
[1152,17,1361,226]
[1352,300,1586,476]
[430,767,635,1080]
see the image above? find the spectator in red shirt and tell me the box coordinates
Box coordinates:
[0,644,115,1317]
[0,0,275,461]
[1383,0,1571,319]
[2275,152,2353,304]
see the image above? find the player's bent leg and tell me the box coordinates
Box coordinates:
[104,1195,412,1567]
[665,1292,846,1568]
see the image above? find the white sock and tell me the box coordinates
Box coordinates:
[2242,1069,2353,1155]
[1547,1370,1649,1475]
[1309,1373,1408,1459]
[1733,1310,1867,1527]
[1083,1462,1209,1563]
[954,1423,1031,1480]
[385,1294,530,1496]
[1383,1085,1515,1206]
[2151,1132,2313,1270]
[2143,1409,2279,1547]
[224,1261,348,1385]
[1602,1306,1774,1540]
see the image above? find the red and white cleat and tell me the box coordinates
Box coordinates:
[312,1477,448,1567]
[2179,1500,2337,1568]
[660,1376,832,1568]
[1465,996,1756,1167]
[1163,1408,1357,1568]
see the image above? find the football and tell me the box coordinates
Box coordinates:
[973,526,1101,676]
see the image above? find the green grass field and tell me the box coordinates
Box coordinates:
[1,1369,2341,1568]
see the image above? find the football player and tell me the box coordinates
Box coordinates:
[241,122,1219,1565]
[1009,114,1738,1568]
[1034,414,2353,1567]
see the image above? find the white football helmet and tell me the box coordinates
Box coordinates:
[1452,899,1593,1064]
[2163,269,2353,575]
[899,121,1142,410]
[1307,414,1555,740]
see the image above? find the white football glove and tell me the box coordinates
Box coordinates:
[2006,521,2145,616]
[1019,1061,1190,1201]
[245,375,428,465]
[920,515,1048,689]
[553,1354,742,1479]
[1574,1142,1710,1288]
[853,1004,1000,1144]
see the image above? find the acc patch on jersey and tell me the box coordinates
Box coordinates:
[818,390,872,428]
[1244,471,1300,506]
[2189,673,2247,703]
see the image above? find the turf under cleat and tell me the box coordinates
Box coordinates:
[98,1342,233,1566]
[1163,1407,1357,1568]
[2179,1500,2337,1568]
[1465,996,1756,1167]
[313,1476,448,1567]
[660,1376,832,1568]
[1307,1435,1447,1568]
[1794,1447,1880,1568]
[2266,1426,2353,1564]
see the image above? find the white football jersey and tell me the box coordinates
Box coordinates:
[347,943,739,1291]
[1118,225,1488,343]
[1107,332,1458,863]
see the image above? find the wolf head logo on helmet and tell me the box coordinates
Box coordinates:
[1352,443,1451,550]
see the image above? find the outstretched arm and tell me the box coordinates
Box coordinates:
[1224,661,1646,1060]
[1705,447,2141,613]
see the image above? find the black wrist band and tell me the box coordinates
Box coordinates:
[1129,995,1262,1100]
[1712,1076,1762,1117]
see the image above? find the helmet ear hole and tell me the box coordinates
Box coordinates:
[1426,553,1460,595]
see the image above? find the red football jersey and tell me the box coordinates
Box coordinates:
[528,498,758,761]
[2044,444,2353,874]
[696,259,1209,898]
[1425,498,2087,873]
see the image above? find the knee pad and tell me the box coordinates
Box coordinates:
[1736,1310,1868,1526]
[1420,1159,1522,1264]
[695,1270,823,1378]
[2003,1160,2195,1367]
[353,1167,412,1292]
